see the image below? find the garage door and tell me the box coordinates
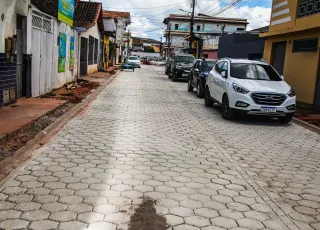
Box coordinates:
[271,41,287,75]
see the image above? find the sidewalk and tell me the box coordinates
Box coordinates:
[0,71,112,155]
[295,106,320,129]
[0,98,66,140]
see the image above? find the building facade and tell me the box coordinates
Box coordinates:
[103,11,131,65]
[261,0,320,106]
[163,14,248,58]
[218,33,266,60]
[0,0,31,107]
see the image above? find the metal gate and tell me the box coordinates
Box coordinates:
[272,41,287,75]
[31,10,54,97]
[80,37,88,75]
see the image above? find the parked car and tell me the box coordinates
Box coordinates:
[170,54,195,81]
[188,59,217,98]
[165,58,173,76]
[205,58,296,123]
[127,56,141,68]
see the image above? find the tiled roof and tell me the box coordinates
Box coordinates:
[31,0,101,29]
[102,11,130,19]
[31,0,58,17]
[74,1,102,28]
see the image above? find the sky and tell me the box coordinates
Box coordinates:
[90,0,272,41]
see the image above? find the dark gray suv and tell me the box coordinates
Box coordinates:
[169,54,195,81]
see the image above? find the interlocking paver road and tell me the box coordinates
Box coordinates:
[0,65,319,230]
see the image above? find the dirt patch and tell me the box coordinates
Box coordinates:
[0,80,100,164]
[128,197,167,230]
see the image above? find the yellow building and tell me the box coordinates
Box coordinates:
[260,0,320,106]
[104,35,110,68]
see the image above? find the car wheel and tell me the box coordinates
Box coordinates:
[205,87,214,107]
[197,82,204,98]
[165,68,168,75]
[168,70,172,79]
[222,95,234,120]
[278,114,293,123]
[188,78,194,92]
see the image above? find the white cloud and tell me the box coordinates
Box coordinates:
[88,0,271,39]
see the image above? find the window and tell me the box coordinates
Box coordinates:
[129,56,139,60]
[203,54,208,58]
[215,62,223,73]
[88,36,94,65]
[202,61,216,72]
[230,63,282,81]
[298,0,320,18]
[197,25,201,31]
[175,24,179,30]
[293,38,318,52]
[94,38,98,64]
[237,28,244,31]
[176,56,195,63]
[221,62,228,74]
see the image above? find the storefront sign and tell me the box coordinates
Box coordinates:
[58,0,75,26]
[70,36,75,71]
[58,33,67,72]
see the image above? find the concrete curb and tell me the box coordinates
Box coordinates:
[293,117,320,135]
[0,71,120,187]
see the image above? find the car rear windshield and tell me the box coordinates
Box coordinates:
[230,63,282,81]
[129,57,139,60]
[202,61,216,72]
[176,56,195,63]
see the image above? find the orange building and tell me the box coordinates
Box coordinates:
[261,0,320,106]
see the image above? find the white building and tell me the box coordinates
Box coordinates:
[163,14,248,59]
[103,11,131,64]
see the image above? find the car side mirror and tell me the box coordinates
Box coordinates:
[280,75,284,80]
[195,69,200,73]
[221,71,227,78]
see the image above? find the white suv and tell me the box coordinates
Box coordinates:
[205,58,296,123]
[127,56,141,68]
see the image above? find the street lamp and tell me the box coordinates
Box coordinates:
[179,9,191,16]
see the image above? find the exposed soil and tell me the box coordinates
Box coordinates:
[0,80,100,163]
[128,197,167,230]
[295,106,320,128]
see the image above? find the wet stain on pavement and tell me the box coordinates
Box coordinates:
[128,197,167,230]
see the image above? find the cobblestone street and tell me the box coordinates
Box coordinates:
[0,65,319,230]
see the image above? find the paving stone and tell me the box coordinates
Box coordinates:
[15,202,41,212]
[0,219,29,229]
[7,194,34,203]
[195,208,219,218]
[94,204,117,215]
[42,202,67,212]
[77,212,104,223]
[210,217,238,228]
[34,195,58,204]
[237,218,265,230]
[59,220,87,230]
[170,207,194,217]
[180,200,203,209]
[49,211,77,222]
[59,195,83,204]
[244,210,269,221]
[220,209,244,220]
[185,216,211,227]
[21,210,50,221]
[68,203,93,213]
[104,213,130,224]
[174,224,200,230]
[165,214,184,226]
[87,221,116,230]
[0,210,22,221]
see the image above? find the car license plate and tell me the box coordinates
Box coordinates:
[261,107,277,112]
[182,73,188,77]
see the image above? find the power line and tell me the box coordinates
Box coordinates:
[102,2,182,10]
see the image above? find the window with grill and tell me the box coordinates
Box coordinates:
[94,38,98,64]
[292,38,318,52]
[88,36,94,65]
[175,24,179,30]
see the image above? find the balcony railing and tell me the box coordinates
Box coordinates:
[297,0,320,18]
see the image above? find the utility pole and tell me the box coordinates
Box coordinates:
[168,23,171,58]
[189,0,196,54]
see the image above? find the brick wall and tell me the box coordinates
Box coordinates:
[0,53,17,107]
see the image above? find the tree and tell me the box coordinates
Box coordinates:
[144,46,155,53]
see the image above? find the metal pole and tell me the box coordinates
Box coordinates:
[168,23,171,58]
[189,0,196,54]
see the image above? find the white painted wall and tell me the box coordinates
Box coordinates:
[0,0,29,53]
[80,24,100,74]
[52,21,78,89]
